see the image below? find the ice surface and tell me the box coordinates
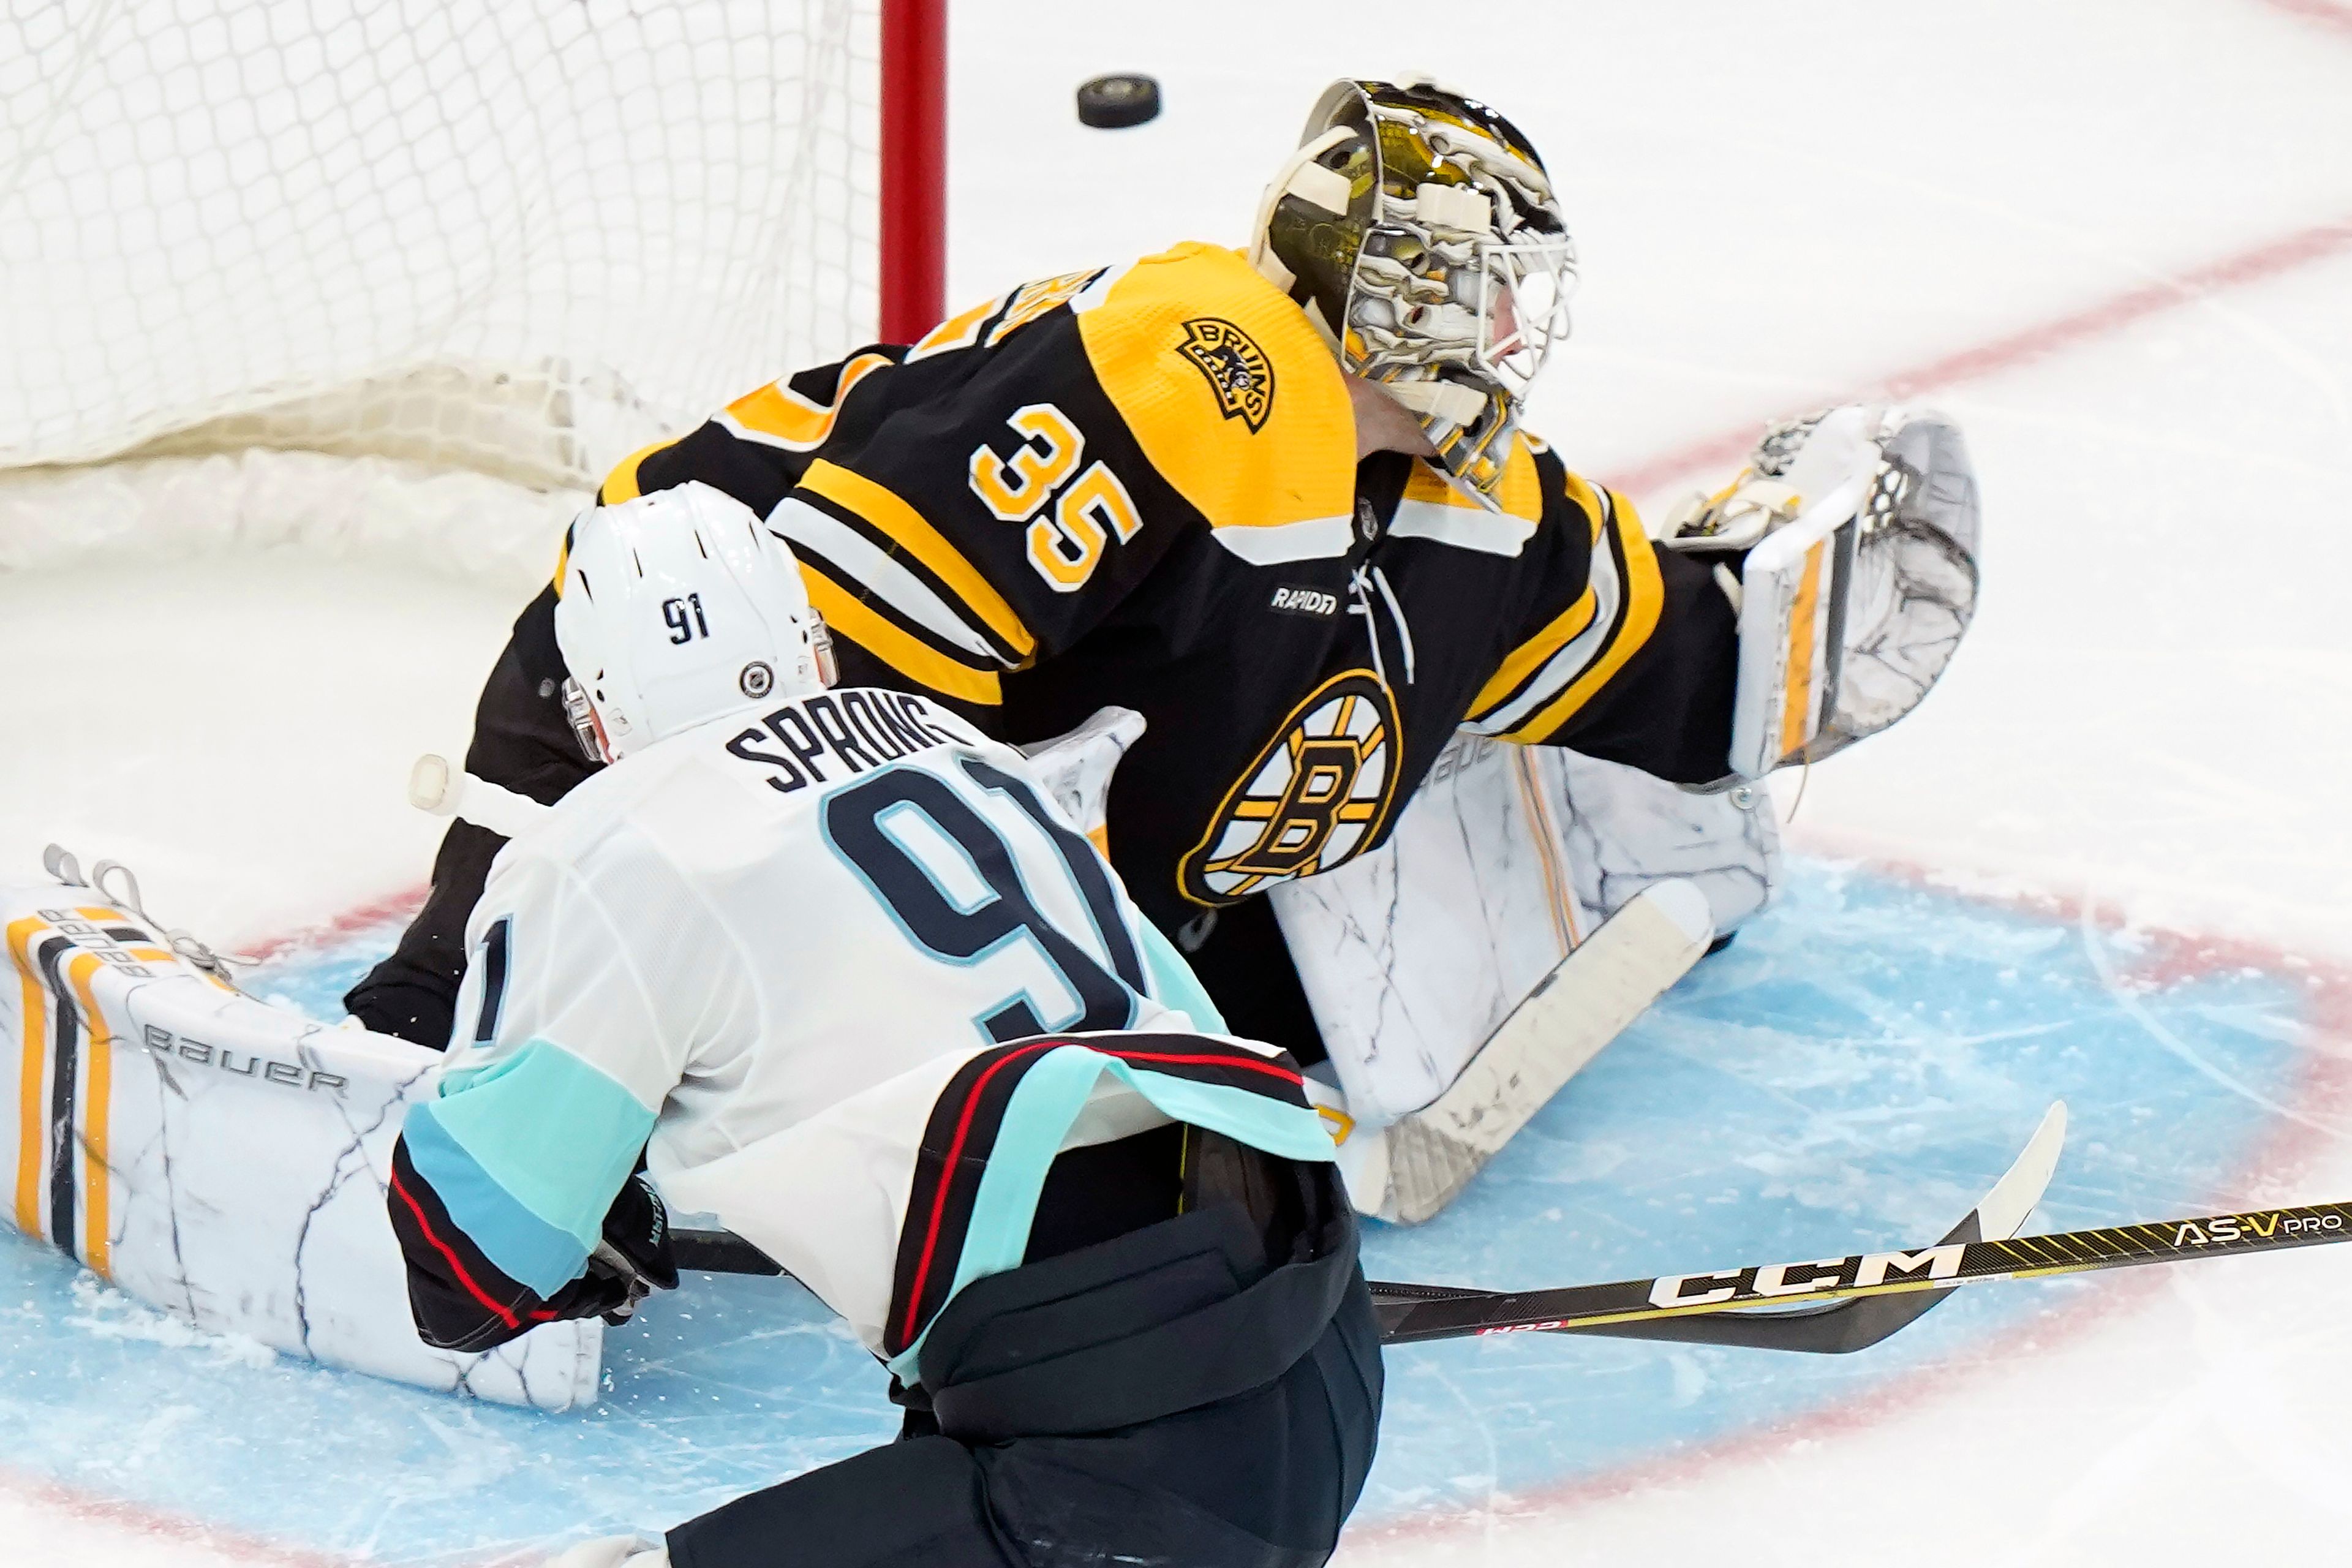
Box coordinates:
[6,0,2352,1562]
[1,869,2332,1562]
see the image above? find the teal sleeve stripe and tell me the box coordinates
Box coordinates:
[403,1101,591,1296]
[1115,1067,1336,1164]
[1137,917,1228,1033]
[884,1046,1335,1381]
[948,1047,1107,1302]
[429,1037,658,1254]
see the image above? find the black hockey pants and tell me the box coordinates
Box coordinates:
[666,1169,1384,1568]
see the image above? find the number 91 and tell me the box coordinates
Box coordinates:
[662,593,711,644]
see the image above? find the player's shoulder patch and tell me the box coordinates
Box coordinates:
[1389,435,1545,557]
[1175,316,1276,433]
[1074,242,1354,564]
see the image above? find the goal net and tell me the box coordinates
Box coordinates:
[1,0,901,520]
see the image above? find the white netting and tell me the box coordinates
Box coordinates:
[1,0,880,493]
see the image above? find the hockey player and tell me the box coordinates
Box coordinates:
[350,78,1979,1106]
[385,485,1381,1568]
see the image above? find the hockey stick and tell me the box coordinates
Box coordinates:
[672,1228,786,1276]
[1370,1099,2066,1354]
[666,1102,2067,1355]
[1378,1168,2352,1346]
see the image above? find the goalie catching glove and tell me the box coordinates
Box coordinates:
[1664,405,1981,783]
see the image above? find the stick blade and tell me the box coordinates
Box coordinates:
[1534,1099,2067,1354]
[1975,1100,2065,1243]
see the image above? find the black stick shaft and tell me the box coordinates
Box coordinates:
[1376,1201,2352,1344]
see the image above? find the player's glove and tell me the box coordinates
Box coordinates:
[546,1172,680,1326]
[1662,404,1981,783]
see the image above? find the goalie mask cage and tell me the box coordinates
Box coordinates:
[0,0,946,500]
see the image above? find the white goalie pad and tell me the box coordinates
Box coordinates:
[0,883,600,1409]
[1271,733,1777,1128]
[1721,407,1983,780]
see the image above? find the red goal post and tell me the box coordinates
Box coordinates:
[0,0,949,502]
[880,0,949,346]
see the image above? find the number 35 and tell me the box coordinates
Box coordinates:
[967,404,1141,593]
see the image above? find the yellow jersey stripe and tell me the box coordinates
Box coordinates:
[597,439,677,507]
[1466,477,1611,717]
[797,461,1037,660]
[986,268,1103,347]
[1400,443,1545,524]
[1556,467,1607,529]
[801,565,1004,707]
[1501,494,1666,743]
[66,953,112,1280]
[905,290,1005,362]
[719,352,896,452]
[1470,586,1600,718]
[9,914,50,1238]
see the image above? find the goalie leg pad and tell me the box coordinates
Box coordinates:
[1271,734,1774,1137]
[0,877,600,1408]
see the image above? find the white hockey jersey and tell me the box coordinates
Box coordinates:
[403,687,1332,1378]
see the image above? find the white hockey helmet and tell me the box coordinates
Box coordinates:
[552,481,835,763]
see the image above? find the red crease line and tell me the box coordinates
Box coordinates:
[0,1466,356,1568]
[1351,859,2352,1548]
[1600,214,2352,499]
[2252,0,2352,37]
[235,883,429,965]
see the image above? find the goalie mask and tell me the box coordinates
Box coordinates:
[1250,77,1576,508]
[552,482,835,764]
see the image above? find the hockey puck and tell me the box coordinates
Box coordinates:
[1076,74,1160,129]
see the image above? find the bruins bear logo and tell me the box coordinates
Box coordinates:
[1177,317,1275,434]
[1179,670,1400,904]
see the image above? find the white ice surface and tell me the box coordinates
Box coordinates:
[6,0,2351,1562]
[0,555,520,952]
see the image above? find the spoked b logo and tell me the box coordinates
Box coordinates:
[1178,669,1400,904]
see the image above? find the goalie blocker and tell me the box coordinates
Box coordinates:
[1664,405,1983,782]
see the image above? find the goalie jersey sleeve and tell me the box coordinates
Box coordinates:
[1453,442,1738,785]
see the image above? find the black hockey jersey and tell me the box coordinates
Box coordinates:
[586,241,1735,938]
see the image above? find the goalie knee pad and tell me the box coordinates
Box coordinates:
[1665,405,1981,783]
